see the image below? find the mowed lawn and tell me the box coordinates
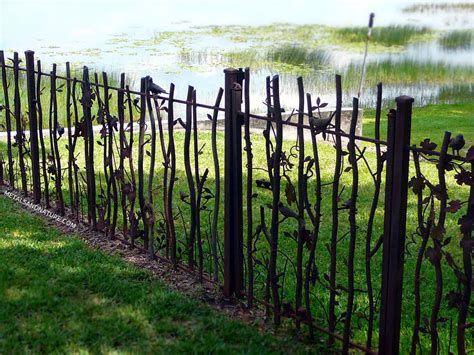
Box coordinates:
[363,101,474,146]
[0,196,306,354]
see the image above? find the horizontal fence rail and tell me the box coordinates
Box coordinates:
[0,50,472,354]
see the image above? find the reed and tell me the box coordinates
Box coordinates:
[345,58,474,85]
[334,25,431,46]
[439,30,473,50]
[267,44,329,69]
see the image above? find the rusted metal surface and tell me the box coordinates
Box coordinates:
[0,51,14,187]
[184,85,197,269]
[364,82,383,350]
[379,96,413,354]
[13,52,27,195]
[329,74,343,345]
[81,66,97,229]
[24,51,41,204]
[210,87,223,282]
[342,98,360,353]
[243,68,253,305]
[223,68,244,297]
[1,53,472,354]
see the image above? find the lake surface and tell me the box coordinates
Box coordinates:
[1,0,473,109]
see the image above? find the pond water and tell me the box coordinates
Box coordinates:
[1,0,473,110]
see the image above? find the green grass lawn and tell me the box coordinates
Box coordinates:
[363,100,474,146]
[0,196,309,354]
[0,121,471,353]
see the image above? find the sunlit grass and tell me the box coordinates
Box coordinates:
[363,100,474,146]
[0,196,306,353]
[0,113,471,353]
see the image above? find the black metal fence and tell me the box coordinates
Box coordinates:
[0,50,472,354]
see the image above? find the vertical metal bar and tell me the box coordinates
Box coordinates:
[13,52,27,195]
[137,77,147,249]
[428,132,451,354]
[184,85,196,269]
[329,74,342,343]
[82,67,96,229]
[166,83,177,264]
[65,62,74,211]
[458,162,473,354]
[71,78,80,219]
[125,84,137,247]
[295,76,305,329]
[48,65,57,203]
[36,60,49,208]
[269,75,283,324]
[0,51,14,187]
[223,68,244,297]
[24,51,41,203]
[144,76,155,258]
[243,68,253,305]
[305,93,322,340]
[192,89,204,277]
[343,97,359,353]
[231,73,244,295]
[410,148,432,354]
[103,72,118,239]
[379,95,413,354]
[51,64,65,215]
[365,82,383,350]
[210,87,223,282]
[118,73,127,234]
[94,73,108,229]
[263,76,273,315]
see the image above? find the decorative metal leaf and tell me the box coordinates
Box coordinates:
[420,138,437,151]
[285,183,296,206]
[446,200,462,213]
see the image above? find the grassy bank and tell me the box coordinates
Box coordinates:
[0,196,307,353]
[363,100,474,146]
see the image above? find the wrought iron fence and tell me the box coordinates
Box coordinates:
[0,50,472,354]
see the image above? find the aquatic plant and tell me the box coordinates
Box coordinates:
[345,58,474,85]
[267,44,329,70]
[439,30,473,50]
[334,25,432,47]
[402,2,474,13]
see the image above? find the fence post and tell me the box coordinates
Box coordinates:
[223,68,244,297]
[25,50,42,204]
[379,96,414,354]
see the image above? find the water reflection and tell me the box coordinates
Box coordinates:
[0,0,472,109]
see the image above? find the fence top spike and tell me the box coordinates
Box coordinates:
[395,95,414,104]
[223,67,239,74]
